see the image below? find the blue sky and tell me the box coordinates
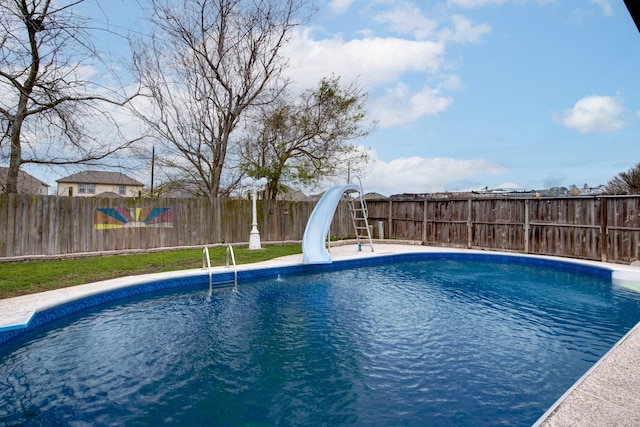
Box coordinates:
[285,0,640,195]
[28,0,640,196]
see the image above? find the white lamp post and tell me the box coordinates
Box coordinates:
[241,176,268,250]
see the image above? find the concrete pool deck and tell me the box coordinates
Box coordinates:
[1,242,640,426]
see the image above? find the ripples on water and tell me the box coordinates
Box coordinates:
[2,259,640,426]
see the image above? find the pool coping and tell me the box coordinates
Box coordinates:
[1,242,640,425]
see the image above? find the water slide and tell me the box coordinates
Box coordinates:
[302,184,359,264]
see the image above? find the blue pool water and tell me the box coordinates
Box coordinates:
[1,256,640,426]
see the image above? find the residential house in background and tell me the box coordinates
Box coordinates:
[363,192,388,200]
[277,186,310,201]
[56,171,144,197]
[0,167,49,195]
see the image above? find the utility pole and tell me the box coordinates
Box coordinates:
[151,146,155,197]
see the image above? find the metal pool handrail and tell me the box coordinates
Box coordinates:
[203,245,238,299]
[226,245,238,289]
[203,246,213,294]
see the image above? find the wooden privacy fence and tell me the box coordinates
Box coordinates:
[2,194,640,264]
[0,194,341,258]
[365,196,640,264]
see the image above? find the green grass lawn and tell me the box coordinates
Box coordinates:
[0,244,302,299]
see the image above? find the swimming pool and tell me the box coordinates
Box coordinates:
[1,252,640,426]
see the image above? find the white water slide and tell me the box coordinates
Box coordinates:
[302,184,373,264]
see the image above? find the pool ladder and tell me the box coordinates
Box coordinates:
[203,245,238,298]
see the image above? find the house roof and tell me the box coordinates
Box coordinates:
[277,186,310,201]
[56,171,144,186]
[0,167,50,194]
[364,192,388,200]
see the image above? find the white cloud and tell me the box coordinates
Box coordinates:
[373,4,439,40]
[281,2,495,129]
[557,95,627,133]
[358,147,507,195]
[283,29,445,89]
[440,15,492,43]
[450,0,612,16]
[590,0,614,17]
[374,5,491,43]
[282,25,465,128]
[329,0,356,15]
[447,0,509,8]
[371,83,454,128]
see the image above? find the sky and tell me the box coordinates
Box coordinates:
[24,0,640,196]
[284,0,640,196]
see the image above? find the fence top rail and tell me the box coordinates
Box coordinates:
[2,193,639,203]
[366,194,640,202]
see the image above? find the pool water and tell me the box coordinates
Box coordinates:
[2,257,640,426]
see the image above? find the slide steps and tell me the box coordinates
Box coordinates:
[346,189,374,253]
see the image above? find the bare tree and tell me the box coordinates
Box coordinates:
[605,162,640,194]
[241,76,373,199]
[0,0,140,194]
[132,0,311,199]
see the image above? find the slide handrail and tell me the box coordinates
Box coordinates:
[226,245,238,290]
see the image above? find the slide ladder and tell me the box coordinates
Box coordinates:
[346,179,374,252]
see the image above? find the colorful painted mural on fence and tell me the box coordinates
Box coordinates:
[94,208,173,230]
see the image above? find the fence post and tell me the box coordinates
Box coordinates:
[388,200,393,239]
[600,197,607,262]
[467,198,472,248]
[214,197,221,243]
[524,199,529,254]
[423,199,427,244]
